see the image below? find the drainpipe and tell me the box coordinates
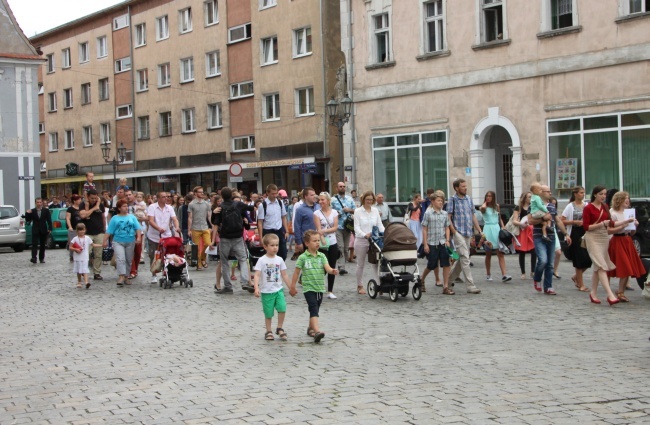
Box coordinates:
[320,0,328,181]
[128,5,137,187]
[347,0,357,187]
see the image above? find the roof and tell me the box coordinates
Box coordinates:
[0,0,39,57]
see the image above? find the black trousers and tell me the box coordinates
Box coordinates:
[262,228,287,261]
[31,232,48,261]
[319,243,339,292]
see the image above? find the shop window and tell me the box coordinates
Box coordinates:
[623,128,650,198]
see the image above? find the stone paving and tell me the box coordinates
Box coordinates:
[1,246,649,424]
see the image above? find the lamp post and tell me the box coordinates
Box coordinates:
[101,142,126,191]
[327,95,353,182]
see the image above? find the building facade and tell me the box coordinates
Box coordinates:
[31,0,342,198]
[346,0,650,204]
[0,0,43,212]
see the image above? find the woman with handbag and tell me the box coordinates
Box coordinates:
[511,192,537,280]
[354,191,385,295]
[561,186,592,292]
[406,193,423,250]
[479,191,512,282]
[314,192,340,299]
[583,185,632,305]
[103,199,142,287]
[607,191,644,302]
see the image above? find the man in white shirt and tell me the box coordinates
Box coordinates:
[257,184,289,260]
[147,192,180,283]
[374,193,392,228]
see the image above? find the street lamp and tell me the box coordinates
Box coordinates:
[327,94,353,182]
[101,141,126,190]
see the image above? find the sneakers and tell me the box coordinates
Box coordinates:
[327,293,337,299]
[486,275,494,281]
[502,275,512,282]
[150,276,158,284]
[467,285,481,294]
[533,281,542,292]
[215,287,234,294]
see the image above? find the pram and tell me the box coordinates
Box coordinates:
[158,236,194,289]
[367,222,422,302]
[246,224,266,271]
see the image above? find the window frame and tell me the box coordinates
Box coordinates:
[181,108,196,133]
[230,81,254,99]
[38,122,45,134]
[114,57,132,73]
[100,123,111,144]
[46,54,55,73]
[98,78,109,101]
[372,13,392,64]
[479,0,508,44]
[262,92,280,122]
[97,36,107,58]
[64,129,75,150]
[204,0,219,26]
[48,132,59,152]
[116,104,133,120]
[180,57,195,83]
[136,69,149,92]
[259,0,277,10]
[622,0,650,15]
[293,27,312,58]
[205,50,221,78]
[295,87,315,117]
[158,63,171,88]
[228,23,252,43]
[423,0,446,54]
[48,92,57,112]
[207,103,223,129]
[137,116,150,140]
[135,23,147,47]
[63,88,73,109]
[113,14,129,31]
[261,36,279,66]
[156,15,170,41]
[159,111,172,136]
[78,41,89,63]
[61,48,71,69]
[82,125,93,147]
[232,135,255,153]
[179,7,193,34]
[81,82,91,105]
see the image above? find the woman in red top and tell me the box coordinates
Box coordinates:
[607,191,644,302]
[583,186,633,305]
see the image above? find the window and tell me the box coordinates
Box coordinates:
[295,87,314,116]
[627,0,650,14]
[373,13,391,63]
[115,57,131,73]
[260,0,276,10]
[205,50,221,77]
[135,23,146,47]
[160,112,172,136]
[547,0,575,30]
[63,88,73,109]
[207,103,222,129]
[61,48,71,69]
[116,104,133,119]
[232,135,255,152]
[79,42,89,63]
[182,108,196,133]
[97,36,107,58]
[373,131,448,202]
[261,36,278,65]
[156,15,169,40]
[158,63,171,87]
[100,123,111,144]
[229,23,251,43]
[81,83,91,104]
[38,83,43,95]
[122,150,134,164]
[480,0,505,43]
[48,92,57,112]
[180,57,194,82]
[82,126,92,146]
[38,122,45,134]
[230,81,254,99]
[113,14,129,30]
[204,0,218,26]
[98,78,109,101]
[136,69,148,92]
[46,54,55,73]
[179,8,192,33]
[48,132,58,152]
[263,93,280,121]
[138,116,150,139]
[293,27,312,57]
[64,130,74,150]
[424,1,445,53]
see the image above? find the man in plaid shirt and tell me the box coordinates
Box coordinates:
[447,179,482,294]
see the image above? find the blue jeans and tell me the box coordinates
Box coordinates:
[533,236,554,290]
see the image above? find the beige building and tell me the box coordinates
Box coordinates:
[31,0,342,197]
[344,0,650,204]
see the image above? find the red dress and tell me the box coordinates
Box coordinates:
[607,210,646,278]
[515,207,535,252]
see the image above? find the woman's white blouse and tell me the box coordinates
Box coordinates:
[354,206,384,238]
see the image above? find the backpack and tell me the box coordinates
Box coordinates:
[221,203,243,234]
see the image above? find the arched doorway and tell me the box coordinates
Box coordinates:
[470,107,522,205]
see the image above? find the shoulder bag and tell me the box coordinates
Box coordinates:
[504,212,520,236]
[336,196,355,232]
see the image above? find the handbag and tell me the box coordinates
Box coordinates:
[316,210,332,249]
[505,214,520,236]
[335,196,355,232]
[102,244,114,262]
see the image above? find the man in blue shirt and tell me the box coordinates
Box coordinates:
[293,187,320,253]
[257,184,289,260]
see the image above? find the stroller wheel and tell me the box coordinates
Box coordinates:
[389,287,399,302]
[188,279,193,288]
[399,288,409,297]
[367,279,378,299]
[159,278,163,288]
[412,282,422,301]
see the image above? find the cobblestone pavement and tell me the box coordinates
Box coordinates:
[1,246,649,424]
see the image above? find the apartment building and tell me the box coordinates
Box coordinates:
[344,0,650,204]
[31,0,342,197]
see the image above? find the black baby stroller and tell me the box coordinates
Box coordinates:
[159,236,193,289]
[367,222,422,302]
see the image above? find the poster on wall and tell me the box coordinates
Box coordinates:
[555,158,578,190]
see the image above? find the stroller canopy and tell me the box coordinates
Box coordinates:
[382,222,418,252]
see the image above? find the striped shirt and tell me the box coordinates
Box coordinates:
[295,250,328,293]
[447,194,475,237]
[532,202,557,241]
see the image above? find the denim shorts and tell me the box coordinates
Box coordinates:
[426,244,450,270]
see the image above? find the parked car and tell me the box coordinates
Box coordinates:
[0,205,26,252]
[387,203,408,224]
[630,198,650,257]
[24,207,68,249]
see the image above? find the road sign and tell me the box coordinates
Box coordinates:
[229,162,243,176]
[231,176,243,183]
[304,169,317,174]
[18,176,34,180]
[289,163,316,170]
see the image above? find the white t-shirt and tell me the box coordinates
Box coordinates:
[71,235,93,261]
[314,209,338,245]
[254,254,287,294]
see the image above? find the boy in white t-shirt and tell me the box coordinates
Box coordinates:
[253,234,291,341]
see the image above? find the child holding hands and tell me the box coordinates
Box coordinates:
[253,234,291,341]
[290,230,338,343]
[70,223,102,289]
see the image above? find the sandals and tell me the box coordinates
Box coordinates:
[617,293,630,302]
[313,332,325,344]
[201,261,208,268]
[85,283,91,289]
[276,328,288,341]
[127,274,137,280]
[357,286,366,295]
[442,287,455,295]
[76,282,82,289]
[307,327,316,337]
[420,282,426,293]
[265,331,274,341]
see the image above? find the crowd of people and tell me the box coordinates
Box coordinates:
[23,170,646,342]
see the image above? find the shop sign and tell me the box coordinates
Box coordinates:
[65,162,79,176]
[230,177,243,183]
[157,175,178,183]
[244,158,315,168]
[288,163,316,170]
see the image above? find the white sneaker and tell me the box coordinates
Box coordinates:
[327,293,337,299]
[150,276,158,284]
[502,275,512,282]
[486,275,493,281]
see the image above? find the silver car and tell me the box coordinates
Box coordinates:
[0,205,26,252]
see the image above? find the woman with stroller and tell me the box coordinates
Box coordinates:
[314,192,340,299]
[353,191,385,295]
[103,199,142,287]
[479,191,512,282]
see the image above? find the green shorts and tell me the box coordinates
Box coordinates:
[261,289,287,319]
